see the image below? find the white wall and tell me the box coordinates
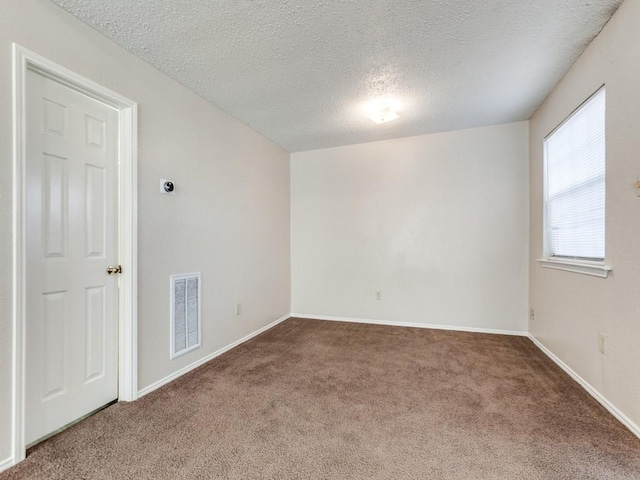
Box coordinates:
[529,0,640,430]
[291,122,529,332]
[0,0,290,464]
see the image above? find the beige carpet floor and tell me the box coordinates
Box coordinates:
[3,317,640,479]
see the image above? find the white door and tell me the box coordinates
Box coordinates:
[25,69,120,445]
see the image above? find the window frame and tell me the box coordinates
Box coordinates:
[538,86,611,278]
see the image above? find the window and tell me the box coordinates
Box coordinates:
[544,88,606,264]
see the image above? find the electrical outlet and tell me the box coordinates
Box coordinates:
[530,308,535,322]
[235,303,241,316]
[598,333,607,355]
[375,290,382,301]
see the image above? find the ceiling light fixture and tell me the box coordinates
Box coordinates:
[364,99,400,124]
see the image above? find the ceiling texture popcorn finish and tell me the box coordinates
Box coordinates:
[50,0,623,152]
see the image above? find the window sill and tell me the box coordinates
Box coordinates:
[537,258,612,278]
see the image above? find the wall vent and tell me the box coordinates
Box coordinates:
[170,273,201,359]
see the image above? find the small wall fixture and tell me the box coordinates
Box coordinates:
[364,100,400,124]
[160,178,175,195]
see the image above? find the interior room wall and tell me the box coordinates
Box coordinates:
[291,122,529,333]
[0,0,291,463]
[529,0,640,430]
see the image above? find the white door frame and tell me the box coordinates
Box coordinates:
[11,44,138,464]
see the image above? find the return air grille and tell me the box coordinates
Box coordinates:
[170,273,201,358]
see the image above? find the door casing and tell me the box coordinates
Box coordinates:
[11,44,138,465]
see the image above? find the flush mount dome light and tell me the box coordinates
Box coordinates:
[364,100,400,124]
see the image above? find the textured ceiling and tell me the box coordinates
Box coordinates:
[50,0,623,152]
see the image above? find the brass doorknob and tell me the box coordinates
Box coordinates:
[106,265,122,275]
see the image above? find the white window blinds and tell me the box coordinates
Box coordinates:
[545,88,606,260]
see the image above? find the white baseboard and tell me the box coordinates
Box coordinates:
[137,314,290,398]
[291,313,528,337]
[0,456,15,474]
[528,333,640,440]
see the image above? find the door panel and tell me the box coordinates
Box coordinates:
[42,153,68,259]
[85,285,106,383]
[85,164,106,258]
[25,70,119,445]
[42,291,67,400]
